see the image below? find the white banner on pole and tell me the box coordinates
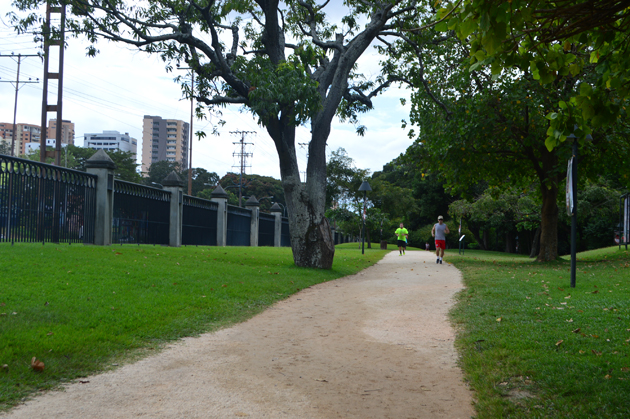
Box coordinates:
[625,198,629,243]
[566,157,574,216]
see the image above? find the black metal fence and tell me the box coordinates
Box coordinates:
[226,204,251,246]
[0,154,310,249]
[258,212,275,246]
[281,217,291,247]
[113,180,170,245]
[0,155,96,244]
[182,196,218,246]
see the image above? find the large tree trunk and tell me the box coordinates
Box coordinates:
[267,118,335,269]
[537,184,559,261]
[529,226,541,258]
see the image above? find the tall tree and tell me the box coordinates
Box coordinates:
[12,0,425,268]
[383,20,630,260]
[181,167,220,197]
[143,160,182,187]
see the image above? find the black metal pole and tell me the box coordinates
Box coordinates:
[570,140,578,288]
[361,190,366,255]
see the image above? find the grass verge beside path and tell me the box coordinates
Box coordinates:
[0,243,388,410]
[446,247,630,418]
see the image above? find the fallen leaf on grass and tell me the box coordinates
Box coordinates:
[47,332,54,336]
[555,340,563,347]
[605,375,612,379]
[31,357,45,372]
[566,319,573,323]
[592,290,599,294]
[572,328,581,333]
[222,284,227,287]
[592,350,602,356]
[558,287,564,291]
[621,367,629,372]
[1,364,8,371]
[496,317,502,322]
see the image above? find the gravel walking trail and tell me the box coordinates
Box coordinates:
[3,250,474,418]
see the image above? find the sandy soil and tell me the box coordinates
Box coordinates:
[2,250,474,419]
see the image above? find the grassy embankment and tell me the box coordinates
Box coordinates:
[0,242,388,410]
[447,246,630,418]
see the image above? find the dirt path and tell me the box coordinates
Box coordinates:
[3,250,474,419]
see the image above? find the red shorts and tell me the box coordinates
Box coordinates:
[435,240,446,250]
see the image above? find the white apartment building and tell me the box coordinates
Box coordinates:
[84,130,138,155]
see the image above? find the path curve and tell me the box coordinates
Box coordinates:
[3,250,474,418]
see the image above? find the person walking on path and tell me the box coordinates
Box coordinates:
[395,223,408,255]
[431,215,449,264]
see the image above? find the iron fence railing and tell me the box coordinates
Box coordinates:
[258,212,275,246]
[113,180,170,245]
[226,204,251,246]
[0,155,96,244]
[183,195,218,246]
[281,217,291,247]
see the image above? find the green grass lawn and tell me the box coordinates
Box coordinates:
[446,246,630,418]
[0,243,388,410]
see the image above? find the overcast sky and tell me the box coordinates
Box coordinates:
[0,1,414,180]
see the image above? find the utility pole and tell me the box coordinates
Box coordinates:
[230,130,255,207]
[0,53,40,156]
[40,2,67,165]
[176,64,195,195]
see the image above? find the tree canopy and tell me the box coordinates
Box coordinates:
[437,0,630,149]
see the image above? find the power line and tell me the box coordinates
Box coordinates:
[230,130,255,207]
[0,52,40,156]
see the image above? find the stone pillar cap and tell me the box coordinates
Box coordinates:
[270,203,282,213]
[245,195,260,206]
[211,184,229,198]
[85,149,116,169]
[162,171,185,187]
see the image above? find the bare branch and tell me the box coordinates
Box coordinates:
[197,95,249,105]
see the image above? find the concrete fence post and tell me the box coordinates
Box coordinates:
[162,171,185,247]
[85,150,116,246]
[211,185,228,246]
[270,203,282,247]
[245,195,260,247]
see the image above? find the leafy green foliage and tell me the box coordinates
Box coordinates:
[219,172,285,211]
[143,160,182,187]
[440,0,630,149]
[25,146,142,183]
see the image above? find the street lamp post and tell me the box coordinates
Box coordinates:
[358,181,372,255]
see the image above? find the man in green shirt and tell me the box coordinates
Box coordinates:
[395,223,409,256]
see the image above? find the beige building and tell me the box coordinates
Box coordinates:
[0,122,42,156]
[141,115,189,175]
[47,119,75,145]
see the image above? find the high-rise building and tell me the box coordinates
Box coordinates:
[0,122,42,156]
[84,130,138,156]
[47,119,75,145]
[141,115,189,174]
